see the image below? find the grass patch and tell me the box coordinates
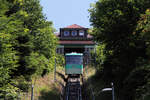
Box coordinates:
[38,87,59,100]
[21,67,64,100]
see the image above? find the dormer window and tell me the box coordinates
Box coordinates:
[72,30,77,36]
[64,31,69,36]
[79,30,84,36]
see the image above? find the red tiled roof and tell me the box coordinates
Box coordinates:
[64,24,85,29]
[59,40,95,45]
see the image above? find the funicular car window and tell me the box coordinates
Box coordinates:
[66,55,83,64]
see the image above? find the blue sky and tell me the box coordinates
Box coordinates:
[40,0,97,31]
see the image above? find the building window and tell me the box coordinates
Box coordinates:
[79,30,84,36]
[71,30,77,36]
[64,31,69,36]
[90,48,93,51]
[60,48,62,54]
[56,48,59,53]
[87,48,89,52]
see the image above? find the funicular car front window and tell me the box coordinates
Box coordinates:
[66,55,83,64]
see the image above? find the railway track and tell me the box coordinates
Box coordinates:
[64,76,82,100]
[59,69,93,100]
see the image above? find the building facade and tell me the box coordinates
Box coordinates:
[56,24,95,55]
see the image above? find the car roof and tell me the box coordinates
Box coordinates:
[65,52,83,56]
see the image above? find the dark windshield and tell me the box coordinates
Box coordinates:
[66,55,83,64]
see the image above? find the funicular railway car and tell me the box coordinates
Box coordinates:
[64,53,84,100]
[65,53,83,77]
[65,53,83,99]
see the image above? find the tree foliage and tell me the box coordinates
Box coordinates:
[0,0,57,98]
[89,0,150,99]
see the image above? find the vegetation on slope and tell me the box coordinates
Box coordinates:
[21,66,65,100]
[0,0,57,99]
[89,0,150,100]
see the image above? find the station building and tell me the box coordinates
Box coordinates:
[56,24,95,55]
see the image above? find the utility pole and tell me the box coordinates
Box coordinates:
[111,82,115,100]
[31,84,34,100]
[54,58,56,82]
[94,45,97,66]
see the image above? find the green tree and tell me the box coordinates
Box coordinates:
[0,0,57,98]
[89,0,150,100]
[133,9,150,100]
[0,4,20,98]
[7,0,57,79]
